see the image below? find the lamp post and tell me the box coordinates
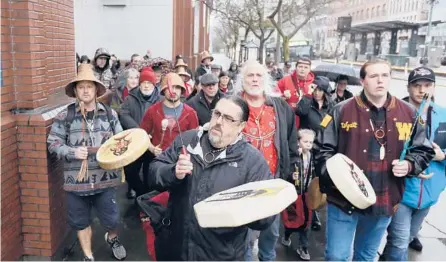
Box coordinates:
[421,0,436,66]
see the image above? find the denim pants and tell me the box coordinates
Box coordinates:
[245,215,280,261]
[381,203,430,261]
[325,203,391,261]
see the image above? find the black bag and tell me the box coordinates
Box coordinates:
[137,191,173,261]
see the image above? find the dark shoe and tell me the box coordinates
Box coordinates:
[83,255,94,261]
[105,233,127,260]
[126,189,136,199]
[311,221,321,231]
[409,237,423,252]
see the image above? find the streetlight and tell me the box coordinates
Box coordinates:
[421,0,436,66]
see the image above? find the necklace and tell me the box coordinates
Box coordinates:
[204,147,227,163]
[369,119,387,160]
[82,109,97,146]
[252,105,266,150]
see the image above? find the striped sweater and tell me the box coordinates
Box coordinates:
[47,102,123,195]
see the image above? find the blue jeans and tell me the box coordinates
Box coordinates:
[325,203,391,261]
[381,203,430,261]
[245,215,280,261]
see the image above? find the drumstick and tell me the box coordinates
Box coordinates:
[166,77,187,155]
[399,93,429,162]
[157,119,169,147]
[77,101,89,182]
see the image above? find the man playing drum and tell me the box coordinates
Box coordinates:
[314,59,434,261]
[147,96,275,261]
[47,64,126,261]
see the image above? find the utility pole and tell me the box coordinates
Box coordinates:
[275,7,282,63]
[422,0,435,66]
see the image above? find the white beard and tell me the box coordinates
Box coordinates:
[245,88,264,96]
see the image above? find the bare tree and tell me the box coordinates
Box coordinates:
[213,17,242,60]
[201,0,278,63]
[268,0,340,61]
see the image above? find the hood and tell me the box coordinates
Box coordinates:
[229,62,238,71]
[93,48,111,69]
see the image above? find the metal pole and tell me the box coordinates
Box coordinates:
[422,0,435,66]
[275,7,282,63]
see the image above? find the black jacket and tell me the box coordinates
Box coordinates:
[264,96,299,178]
[119,87,161,129]
[148,130,275,261]
[296,95,334,133]
[186,90,225,126]
[194,64,210,83]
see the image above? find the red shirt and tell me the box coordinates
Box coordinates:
[122,87,129,100]
[140,102,199,150]
[243,104,278,175]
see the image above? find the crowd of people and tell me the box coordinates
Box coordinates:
[47,48,445,261]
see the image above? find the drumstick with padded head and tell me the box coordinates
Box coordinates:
[166,76,188,156]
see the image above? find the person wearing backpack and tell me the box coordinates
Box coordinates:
[47,64,126,261]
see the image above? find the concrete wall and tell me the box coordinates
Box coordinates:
[74,0,173,61]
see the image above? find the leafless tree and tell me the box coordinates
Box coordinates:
[267,0,340,61]
[201,0,278,63]
[213,17,242,60]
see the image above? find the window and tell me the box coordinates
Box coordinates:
[382,4,386,16]
[366,8,370,19]
[372,7,375,17]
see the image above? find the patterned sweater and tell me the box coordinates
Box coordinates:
[47,102,123,195]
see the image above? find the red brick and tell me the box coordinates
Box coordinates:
[21,204,39,212]
[23,247,41,256]
[23,234,41,241]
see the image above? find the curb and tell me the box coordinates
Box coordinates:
[321,60,446,77]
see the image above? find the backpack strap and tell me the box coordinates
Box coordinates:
[99,102,115,135]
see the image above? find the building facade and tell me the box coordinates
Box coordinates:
[74,0,211,69]
[306,0,444,57]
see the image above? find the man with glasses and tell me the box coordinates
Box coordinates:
[236,60,298,262]
[148,96,275,260]
[186,73,225,126]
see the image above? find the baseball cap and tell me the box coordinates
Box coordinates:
[408,67,435,84]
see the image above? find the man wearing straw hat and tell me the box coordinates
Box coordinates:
[47,64,127,261]
[194,50,214,83]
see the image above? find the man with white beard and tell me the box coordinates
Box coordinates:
[233,60,299,261]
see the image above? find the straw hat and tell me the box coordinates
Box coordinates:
[200,51,214,62]
[176,67,191,78]
[66,64,107,98]
[307,177,327,210]
[160,73,185,95]
[175,58,188,68]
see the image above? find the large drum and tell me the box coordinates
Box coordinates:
[326,153,376,209]
[97,128,150,170]
[194,179,297,228]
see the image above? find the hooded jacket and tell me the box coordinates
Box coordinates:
[119,87,161,129]
[92,48,115,89]
[148,130,275,261]
[401,97,446,209]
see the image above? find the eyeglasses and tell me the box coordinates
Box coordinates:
[211,110,241,124]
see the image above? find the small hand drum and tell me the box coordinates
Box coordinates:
[326,153,376,209]
[97,128,150,170]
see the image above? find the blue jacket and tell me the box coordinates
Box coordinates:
[401,100,446,209]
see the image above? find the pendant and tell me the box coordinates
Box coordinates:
[380,145,385,160]
[204,152,215,163]
[295,179,300,187]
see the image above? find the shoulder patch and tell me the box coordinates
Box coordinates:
[320,115,333,128]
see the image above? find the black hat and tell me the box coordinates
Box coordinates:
[313,76,331,94]
[408,67,435,84]
[200,73,219,85]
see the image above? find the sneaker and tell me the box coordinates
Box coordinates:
[409,237,423,252]
[105,232,127,260]
[296,247,310,261]
[127,189,136,199]
[281,237,291,247]
[311,221,321,231]
[83,256,94,261]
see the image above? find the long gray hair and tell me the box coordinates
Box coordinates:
[232,59,280,97]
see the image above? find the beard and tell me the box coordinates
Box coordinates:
[245,88,264,96]
[208,127,223,148]
[140,88,154,96]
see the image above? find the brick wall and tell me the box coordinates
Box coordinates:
[1,0,75,260]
